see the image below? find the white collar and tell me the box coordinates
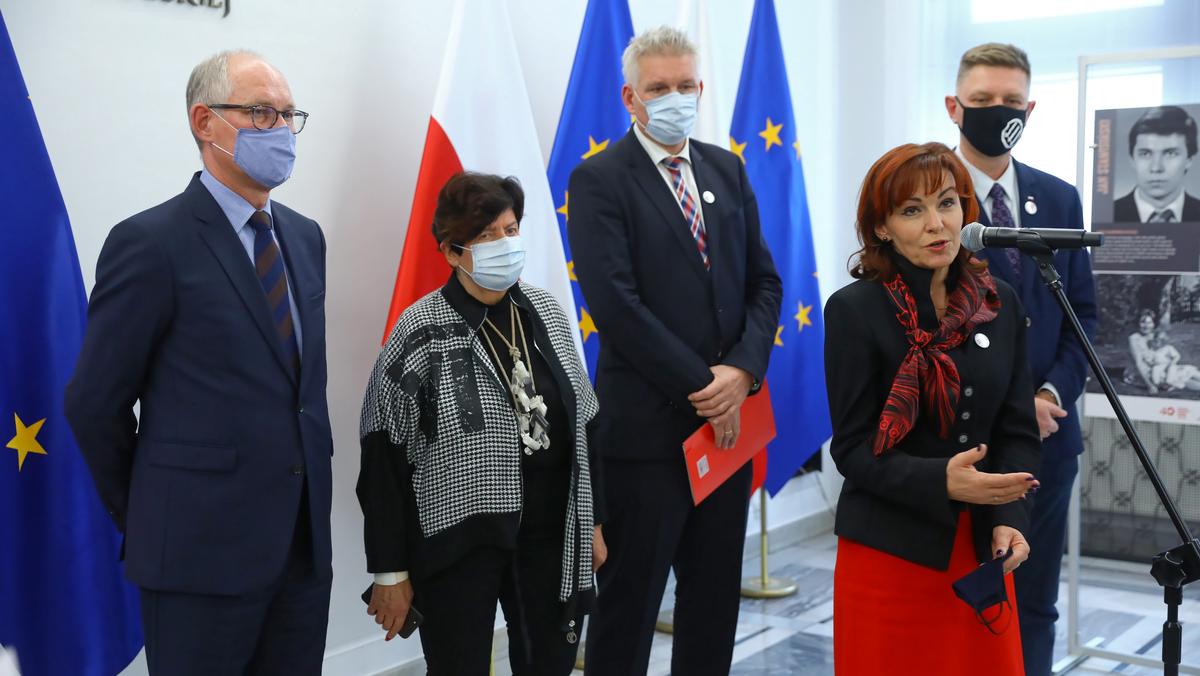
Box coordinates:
[956,146,1018,207]
[633,122,691,167]
[1134,187,1186,222]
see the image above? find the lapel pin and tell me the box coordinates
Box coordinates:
[702,190,715,204]
[974,333,990,349]
[1024,196,1037,215]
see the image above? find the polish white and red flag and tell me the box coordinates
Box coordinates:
[383,0,580,356]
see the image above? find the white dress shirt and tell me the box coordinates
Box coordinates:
[1134,187,1186,223]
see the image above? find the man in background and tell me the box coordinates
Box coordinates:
[1113,105,1199,223]
[65,50,333,675]
[944,42,1097,676]
[569,26,781,676]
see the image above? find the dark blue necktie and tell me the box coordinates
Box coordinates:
[989,183,1021,276]
[249,210,300,376]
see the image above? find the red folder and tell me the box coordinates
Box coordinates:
[683,382,777,505]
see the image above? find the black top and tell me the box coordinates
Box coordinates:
[475,282,571,540]
[823,256,1042,570]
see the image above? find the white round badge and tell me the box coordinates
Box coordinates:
[1024,197,1037,215]
[702,190,716,204]
[974,333,991,349]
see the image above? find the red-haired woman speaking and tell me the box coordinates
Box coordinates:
[824,142,1041,674]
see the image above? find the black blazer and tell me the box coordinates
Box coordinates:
[567,128,782,459]
[1113,189,1200,222]
[65,174,333,595]
[823,259,1041,570]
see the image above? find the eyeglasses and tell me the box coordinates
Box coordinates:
[209,104,309,134]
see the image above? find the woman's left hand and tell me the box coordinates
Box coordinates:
[991,526,1030,574]
[592,525,608,572]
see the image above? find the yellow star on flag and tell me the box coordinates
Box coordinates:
[794,301,813,332]
[567,260,577,282]
[7,413,47,471]
[759,117,783,151]
[582,136,609,160]
[579,308,598,342]
[556,191,569,221]
[775,325,785,346]
[793,139,802,159]
[729,136,747,164]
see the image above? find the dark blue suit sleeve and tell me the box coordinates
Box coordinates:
[567,162,714,408]
[64,219,174,530]
[1044,190,1097,406]
[719,160,783,383]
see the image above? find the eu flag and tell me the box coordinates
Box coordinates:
[0,12,142,675]
[730,0,831,495]
[547,0,633,377]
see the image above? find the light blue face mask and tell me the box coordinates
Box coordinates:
[456,235,526,291]
[211,111,297,189]
[636,91,699,146]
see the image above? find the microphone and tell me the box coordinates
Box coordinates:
[960,222,1103,253]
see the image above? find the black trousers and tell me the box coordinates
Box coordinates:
[585,458,752,676]
[415,538,582,675]
[139,491,330,676]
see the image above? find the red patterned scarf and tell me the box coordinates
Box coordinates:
[873,265,1001,455]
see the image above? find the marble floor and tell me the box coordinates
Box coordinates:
[491,524,1200,675]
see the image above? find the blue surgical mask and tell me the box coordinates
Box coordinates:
[456,235,526,291]
[211,111,297,189]
[636,91,698,146]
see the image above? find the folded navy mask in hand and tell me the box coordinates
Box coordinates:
[951,549,1014,635]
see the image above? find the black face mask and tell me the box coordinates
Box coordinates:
[957,97,1027,157]
[952,549,1015,635]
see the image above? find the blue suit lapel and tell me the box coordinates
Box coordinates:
[689,142,721,272]
[1012,160,1042,297]
[189,176,298,385]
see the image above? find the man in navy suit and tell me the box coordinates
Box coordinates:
[1112,106,1200,223]
[65,51,333,675]
[568,26,782,676]
[944,43,1097,676]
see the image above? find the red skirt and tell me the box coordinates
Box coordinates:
[833,511,1024,675]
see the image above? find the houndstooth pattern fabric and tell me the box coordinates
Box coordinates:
[360,282,598,602]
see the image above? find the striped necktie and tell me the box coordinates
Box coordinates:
[661,157,709,269]
[988,183,1021,276]
[1150,209,1176,223]
[248,210,300,376]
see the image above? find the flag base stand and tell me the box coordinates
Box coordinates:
[740,489,798,599]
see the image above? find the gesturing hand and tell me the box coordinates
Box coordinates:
[945,444,1038,505]
[367,580,414,642]
[1033,393,1067,440]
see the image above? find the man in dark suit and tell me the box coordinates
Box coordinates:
[945,43,1097,676]
[64,51,333,675]
[568,26,782,676]
[1112,105,1199,223]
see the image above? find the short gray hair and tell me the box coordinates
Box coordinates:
[622,26,697,88]
[185,50,263,146]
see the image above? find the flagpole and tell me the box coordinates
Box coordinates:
[740,488,797,598]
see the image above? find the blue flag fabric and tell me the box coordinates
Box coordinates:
[546,0,634,378]
[730,0,832,495]
[0,12,143,675]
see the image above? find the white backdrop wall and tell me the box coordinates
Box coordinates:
[1,0,915,672]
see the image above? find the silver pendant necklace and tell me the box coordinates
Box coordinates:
[480,301,550,456]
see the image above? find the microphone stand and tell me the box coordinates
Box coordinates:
[1019,235,1200,676]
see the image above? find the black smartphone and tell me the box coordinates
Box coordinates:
[361,583,424,639]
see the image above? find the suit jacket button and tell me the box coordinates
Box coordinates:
[290,465,304,475]
[958,434,969,443]
[1025,316,1032,328]
[963,386,974,397]
[298,406,305,414]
